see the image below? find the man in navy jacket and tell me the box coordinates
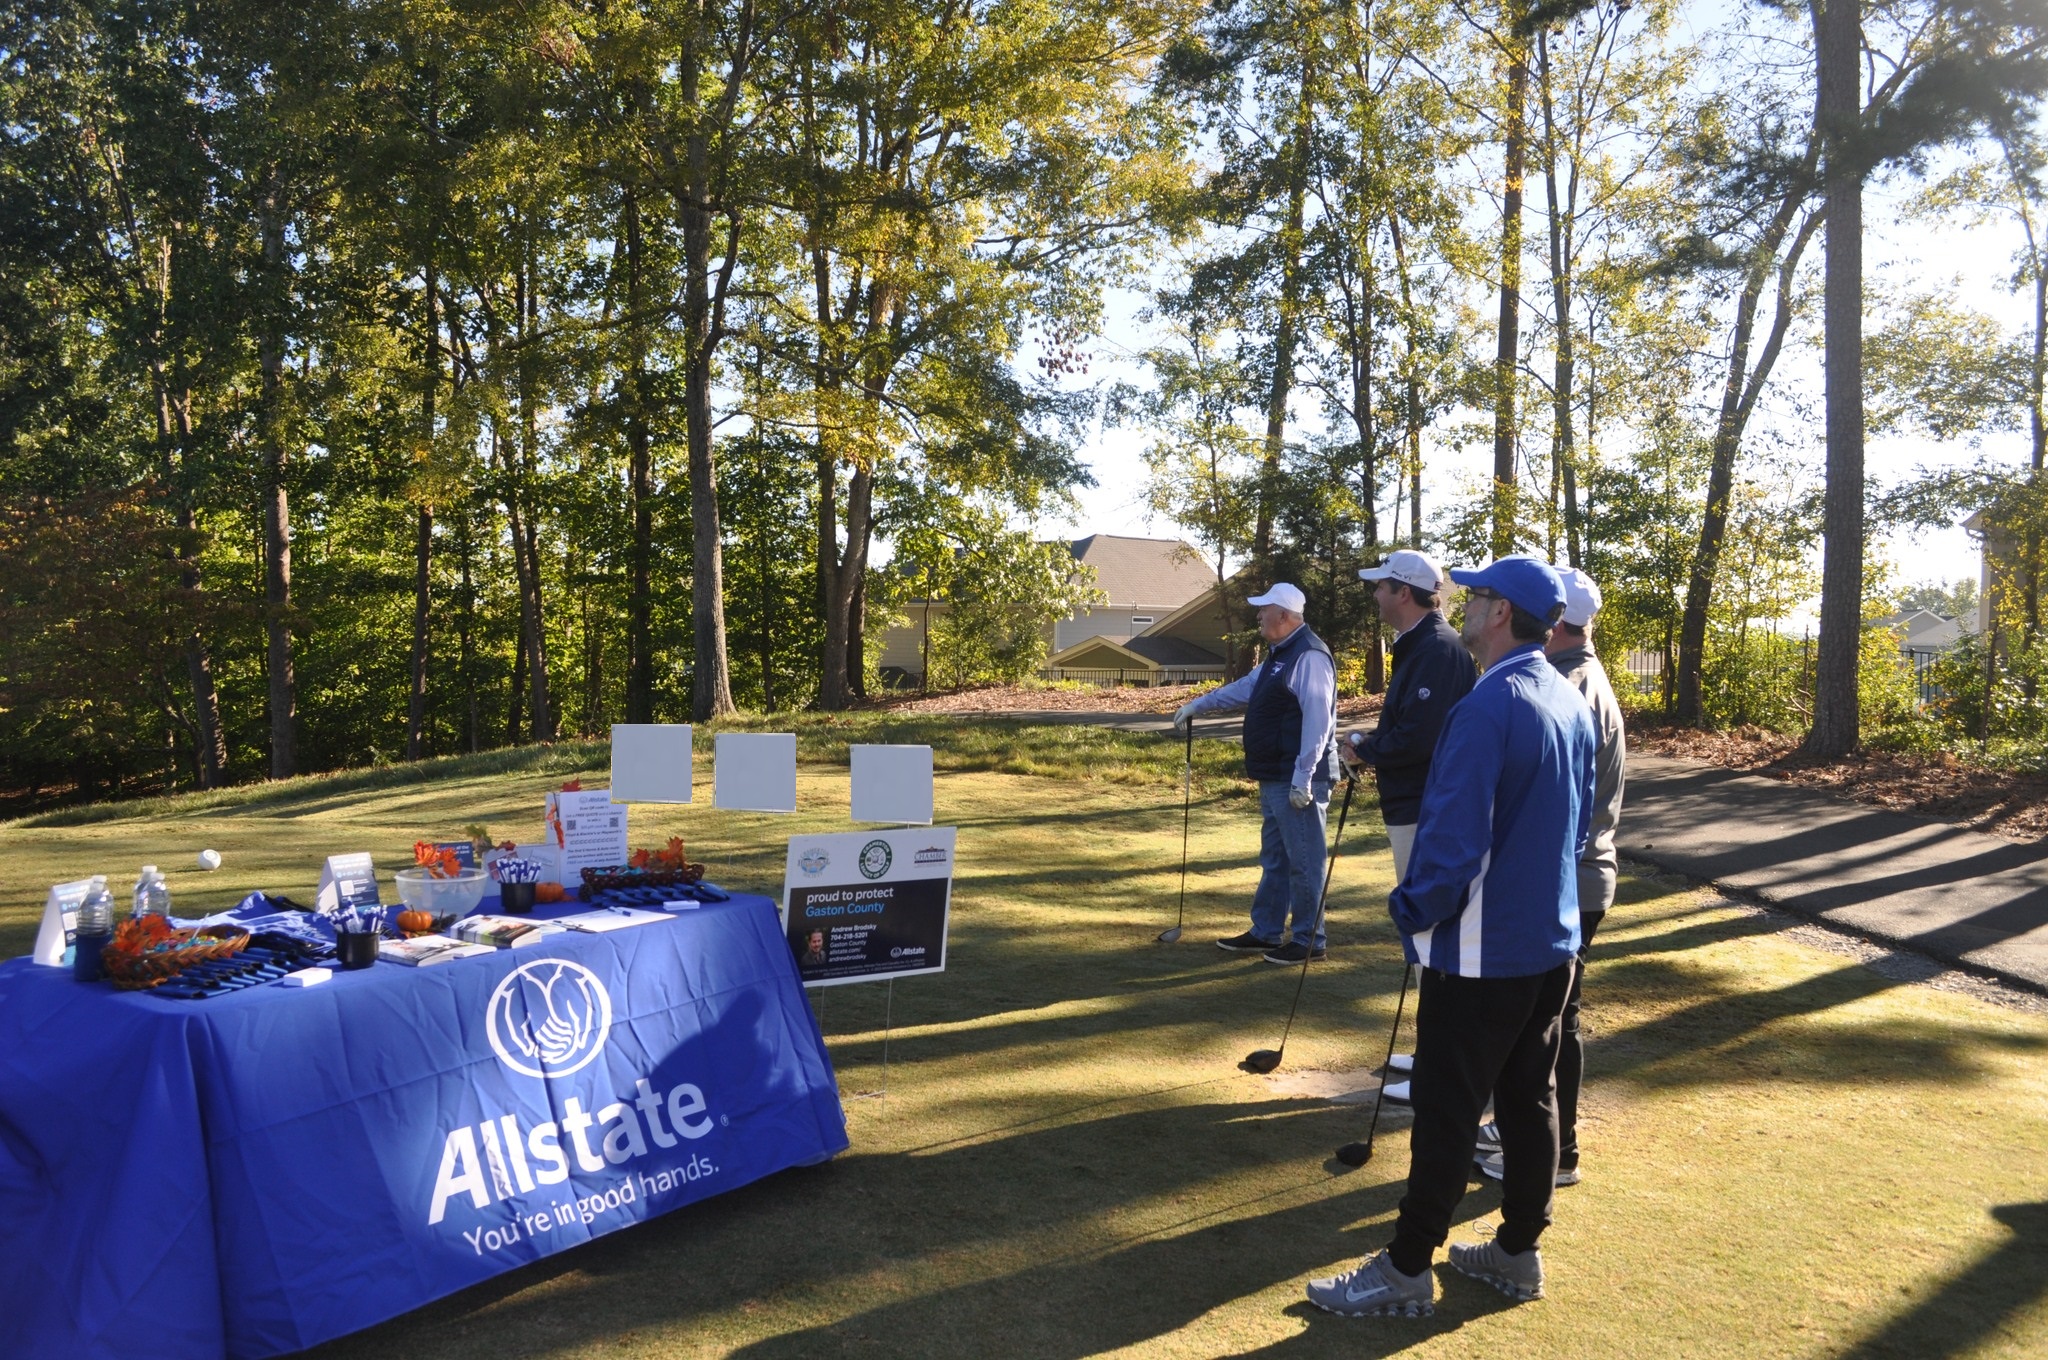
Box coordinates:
[1306,556,1597,1318]
[1344,550,1476,880]
[1173,582,1341,965]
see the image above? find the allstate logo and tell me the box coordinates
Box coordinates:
[486,959,614,1079]
[799,848,830,876]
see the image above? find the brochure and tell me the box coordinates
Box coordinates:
[450,915,559,949]
[377,936,493,967]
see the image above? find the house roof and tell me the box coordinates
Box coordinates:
[1068,535,1215,609]
[1119,634,1225,666]
[1879,609,1964,650]
[1047,633,1225,668]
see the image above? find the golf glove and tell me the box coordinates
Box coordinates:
[1173,702,1198,733]
[1288,783,1313,810]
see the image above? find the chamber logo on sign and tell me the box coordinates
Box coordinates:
[913,845,947,865]
[799,848,830,877]
[858,839,893,879]
[486,959,614,1079]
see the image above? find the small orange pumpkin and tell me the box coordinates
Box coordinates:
[397,910,436,933]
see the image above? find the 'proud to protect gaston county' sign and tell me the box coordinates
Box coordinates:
[780,827,955,987]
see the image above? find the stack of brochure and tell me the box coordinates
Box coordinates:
[450,915,559,949]
[378,936,493,967]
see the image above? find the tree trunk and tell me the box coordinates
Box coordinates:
[672,8,741,722]
[406,253,436,761]
[623,188,656,723]
[513,247,555,740]
[1256,56,1315,575]
[1538,35,1576,572]
[1389,212,1426,552]
[1492,41,1528,558]
[1804,0,1864,758]
[1672,196,1823,723]
[257,186,296,779]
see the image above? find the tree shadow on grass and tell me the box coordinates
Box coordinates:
[299,1094,1424,1359]
[1589,956,2048,1090]
[1837,1202,2048,1360]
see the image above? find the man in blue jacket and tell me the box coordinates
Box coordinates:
[1173,582,1341,965]
[1306,556,1597,1318]
[1345,549,1476,879]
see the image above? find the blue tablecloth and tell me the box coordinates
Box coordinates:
[0,893,847,1358]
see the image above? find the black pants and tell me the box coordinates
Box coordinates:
[1389,961,1574,1273]
[1557,908,1604,1170]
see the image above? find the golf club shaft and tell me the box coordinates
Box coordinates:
[1268,775,1357,1057]
[1361,962,1413,1147]
[1176,722,1193,928]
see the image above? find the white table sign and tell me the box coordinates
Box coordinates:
[610,724,694,802]
[714,732,799,813]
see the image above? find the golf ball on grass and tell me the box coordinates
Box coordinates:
[197,849,222,871]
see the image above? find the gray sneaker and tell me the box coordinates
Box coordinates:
[1305,1250,1435,1317]
[1448,1239,1544,1300]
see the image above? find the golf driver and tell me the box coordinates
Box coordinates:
[1243,773,1358,1074]
[1157,721,1196,944]
[1335,961,1415,1166]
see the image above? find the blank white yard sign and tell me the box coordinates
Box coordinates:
[714,732,798,813]
[850,744,934,825]
[609,724,694,803]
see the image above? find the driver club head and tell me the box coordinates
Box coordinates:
[1335,1140,1373,1168]
[1156,926,1183,944]
[1242,1048,1282,1074]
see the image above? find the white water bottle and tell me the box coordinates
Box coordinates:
[131,866,171,921]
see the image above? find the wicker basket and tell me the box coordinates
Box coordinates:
[100,920,251,990]
[579,863,706,898]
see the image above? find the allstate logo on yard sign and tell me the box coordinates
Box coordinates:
[486,959,614,1079]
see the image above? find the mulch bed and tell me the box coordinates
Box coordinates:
[1631,722,2048,843]
[864,683,1387,724]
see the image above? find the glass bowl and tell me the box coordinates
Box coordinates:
[392,867,489,917]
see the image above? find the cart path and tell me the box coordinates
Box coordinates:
[1606,753,2048,993]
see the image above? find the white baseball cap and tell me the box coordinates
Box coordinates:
[1246,582,1308,614]
[1554,565,1603,627]
[1359,549,1446,592]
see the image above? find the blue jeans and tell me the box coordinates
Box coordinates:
[1251,778,1332,947]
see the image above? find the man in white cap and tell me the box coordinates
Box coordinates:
[1173,583,1341,965]
[1475,564,1626,1189]
[1344,550,1477,881]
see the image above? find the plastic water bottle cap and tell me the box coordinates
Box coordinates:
[140,865,159,877]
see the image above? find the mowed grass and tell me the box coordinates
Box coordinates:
[2,723,2045,1359]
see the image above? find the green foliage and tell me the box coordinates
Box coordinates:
[885,505,1105,688]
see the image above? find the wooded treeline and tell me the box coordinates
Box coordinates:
[4,0,2048,799]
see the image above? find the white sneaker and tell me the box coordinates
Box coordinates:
[1382,1079,1411,1103]
[1476,1151,1581,1187]
[1387,1052,1415,1073]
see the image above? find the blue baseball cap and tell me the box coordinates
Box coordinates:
[1449,555,1567,620]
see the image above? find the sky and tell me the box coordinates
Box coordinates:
[1023,4,2027,611]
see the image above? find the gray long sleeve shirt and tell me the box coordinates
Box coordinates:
[1547,642,1626,879]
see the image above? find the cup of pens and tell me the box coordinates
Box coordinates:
[493,856,543,914]
[333,906,383,970]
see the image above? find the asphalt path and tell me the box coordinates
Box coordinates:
[1621,753,2048,994]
